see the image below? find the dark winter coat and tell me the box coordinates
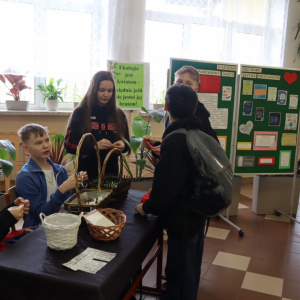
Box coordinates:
[0,204,17,242]
[142,116,208,238]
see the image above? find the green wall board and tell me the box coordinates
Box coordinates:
[234,65,300,174]
[170,58,238,161]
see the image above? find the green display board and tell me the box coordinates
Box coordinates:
[170,58,238,161]
[107,60,150,110]
[234,65,300,174]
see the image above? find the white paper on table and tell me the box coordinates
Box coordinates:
[86,247,117,262]
[255,135,276,147]
[280,152,290,167]
[84,210,115,227]
[78,260,107,274]
[63,248,116,274]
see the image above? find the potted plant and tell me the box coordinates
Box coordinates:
[36,78,67,111]
[153,90,165,110]
[0,139,16,178]
[124,107,166,190]
[0,75,31,111]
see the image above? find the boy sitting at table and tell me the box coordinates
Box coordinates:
[16,123,88,227]
[135,84,210,300]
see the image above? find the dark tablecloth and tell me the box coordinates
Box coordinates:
[0,190,162,300]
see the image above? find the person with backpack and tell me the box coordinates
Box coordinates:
[143,65,218,156]
[135,84,217,300]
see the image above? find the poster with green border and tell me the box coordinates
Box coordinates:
[234,64,300,175]
[170,58,238,161]
[107,60,150,110]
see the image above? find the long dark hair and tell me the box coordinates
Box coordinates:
[67,71,131,154]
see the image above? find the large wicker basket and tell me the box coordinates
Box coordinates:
[64,133,112,214]
[84,208,126,242]
[100,148,132,202]
[40,212,83,250]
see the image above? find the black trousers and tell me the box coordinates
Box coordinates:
[164,231,205,300]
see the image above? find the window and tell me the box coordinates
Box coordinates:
[0,0,108,109]
[145,0,289,103]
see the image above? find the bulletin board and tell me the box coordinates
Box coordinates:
[234,64,300,175]
[170,58,238,161]
[107,60,150,110]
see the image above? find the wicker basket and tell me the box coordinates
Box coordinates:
[40,212,83,250]
[64,133,113,214]
[100,148,132,202]
[85,208,126,242]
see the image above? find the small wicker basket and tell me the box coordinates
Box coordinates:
[40,212,83,250]
[64,133,113,214]
[84,208,126,242]
[100,148,132,202]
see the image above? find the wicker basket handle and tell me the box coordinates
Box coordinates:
[100,148,124,185]
[39,213,46,225]
[75,133,102,206]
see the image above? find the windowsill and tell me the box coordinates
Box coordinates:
[0,110,72,116]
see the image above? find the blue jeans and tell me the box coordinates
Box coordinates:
[164,231,204,300]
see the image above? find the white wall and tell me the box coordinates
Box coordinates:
[283,0,300,69]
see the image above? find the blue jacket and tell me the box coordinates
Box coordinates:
[16,157,72,227]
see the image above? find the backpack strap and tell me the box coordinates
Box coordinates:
[204,217,210,237]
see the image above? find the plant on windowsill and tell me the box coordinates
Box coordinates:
[36,78,68,111]
[153,90,165,110]
[0,74,31,111]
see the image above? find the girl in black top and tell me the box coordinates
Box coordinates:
[65,71,131,181]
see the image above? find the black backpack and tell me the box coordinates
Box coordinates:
[171,128,233,217]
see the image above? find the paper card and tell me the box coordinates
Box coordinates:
[282,133,297,146]
[279,150,291,169]
[243,101,253,116]
[267,87,277,101]
[199,75,221,93]
[289,95,298,109]
[258,157,275,165]
[253,84,267,99]
[78,260,107,274]
[269,112,281,126]
[218,136,227,152]
[239,121,253,135]
[277,90,287,105]
[198,93,228,129]
[284,113,298,130]
[222,86,232,101]
[253,131,278,151]
[237,142,252,150]
[86,248,117,262]
[84,210,115,227]
[236,156,255,167]
[255,107,264,121]
[242,80,253,95]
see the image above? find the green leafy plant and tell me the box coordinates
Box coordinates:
[36,78,68,102]
[156,90,166,104]
[0,139,16,177]
[49,134,75,175]
[129,106,166,179]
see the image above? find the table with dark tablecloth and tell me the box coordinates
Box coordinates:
[0,190,162,300]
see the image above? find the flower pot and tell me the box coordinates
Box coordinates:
[45,99,59,111]
[5,100,29,111]
[153,104,164,110]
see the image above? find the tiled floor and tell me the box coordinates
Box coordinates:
[136,183,300,300]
